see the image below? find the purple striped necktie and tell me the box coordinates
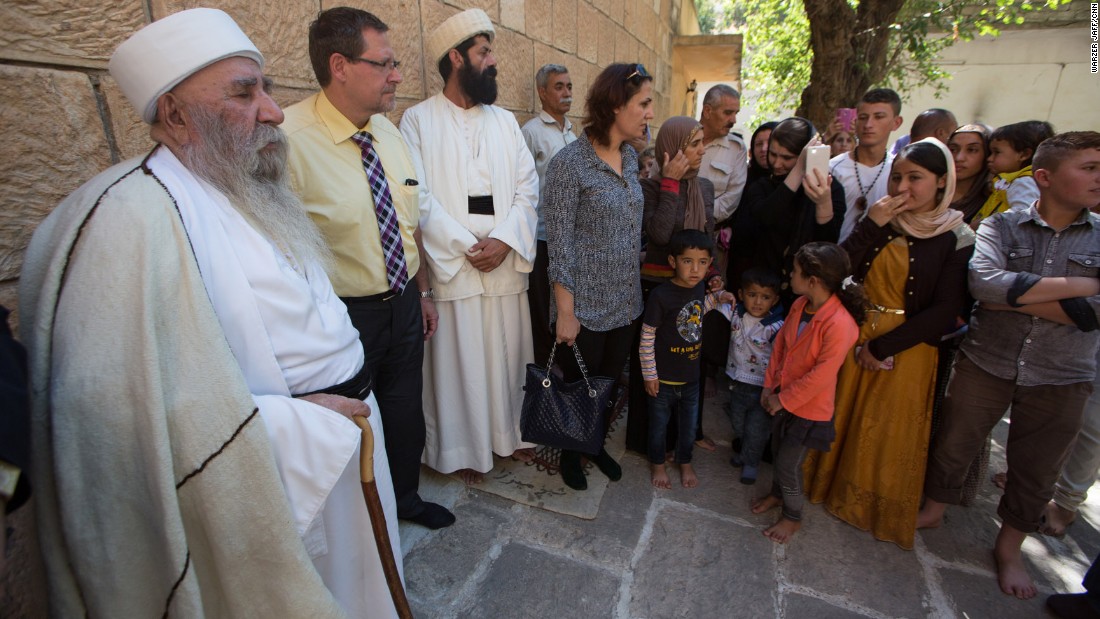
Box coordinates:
[351,130,408,294]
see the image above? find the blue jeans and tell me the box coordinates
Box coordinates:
[647,381,699,465]
[727,380,772,468]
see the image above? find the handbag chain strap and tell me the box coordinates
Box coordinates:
[543,343,599,398]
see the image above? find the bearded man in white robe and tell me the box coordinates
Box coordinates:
[400,9,539,484]
[19,9,401,617]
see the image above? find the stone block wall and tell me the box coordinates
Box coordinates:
[0,0,689,327]
[0,0,695,613]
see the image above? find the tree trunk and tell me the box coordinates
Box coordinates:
[797,0,907,132]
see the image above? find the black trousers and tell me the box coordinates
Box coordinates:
[527,240,554,365]
[342,285,426,518]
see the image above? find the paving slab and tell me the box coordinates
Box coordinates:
[918,512,1065,593]
[656,446,768,523]
[628,503,776,618]
[403,495,515,604]
[782,592,877,619]
[507,452,654,569]
[783,506,927,618]
[937,566,1052,618]
[396,378,1099,619]
[456,542,620,618]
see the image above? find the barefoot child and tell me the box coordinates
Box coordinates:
[918,132,1100,600]
[640,230,723,489]
[752,242,862,543]
[721,268,785,485]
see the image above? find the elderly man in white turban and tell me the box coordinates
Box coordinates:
[20,8,401,617]
[400,9,539,485]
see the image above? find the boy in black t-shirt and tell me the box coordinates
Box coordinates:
[640,230,726,489]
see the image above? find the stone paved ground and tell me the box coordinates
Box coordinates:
[398,380,1096,619]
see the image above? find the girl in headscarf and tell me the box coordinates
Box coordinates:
[802,139,976,549]
[639,116,715,282]
[746,121,780,186]
[947,123,994,227]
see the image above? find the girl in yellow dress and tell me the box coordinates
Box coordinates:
[802,138,976,548]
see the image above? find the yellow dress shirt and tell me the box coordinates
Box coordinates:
[283,91,421,297]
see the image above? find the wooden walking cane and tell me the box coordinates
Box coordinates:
[353,415,414,619]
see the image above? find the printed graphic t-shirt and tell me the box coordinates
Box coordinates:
[643,280,706,383]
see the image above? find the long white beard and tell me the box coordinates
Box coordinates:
[180,106,332,272]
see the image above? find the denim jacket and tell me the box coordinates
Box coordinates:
[962,203,1100,385]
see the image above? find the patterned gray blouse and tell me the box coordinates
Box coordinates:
[543,133,644,332]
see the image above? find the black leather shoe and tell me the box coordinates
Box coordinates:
[560,450,587,490]
[592,448,622,481]
[1047,593,1100,619]
[402,502,455,529]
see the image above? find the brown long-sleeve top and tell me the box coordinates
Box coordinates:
[842,215,976,361]
[640,177,715,281]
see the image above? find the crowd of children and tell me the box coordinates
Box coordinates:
[623,88,1098,607]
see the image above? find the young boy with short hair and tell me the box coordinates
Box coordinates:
[721,267,785,485]
[830,88,904,242]
[917,131,1100,601]
[640,229,723,489]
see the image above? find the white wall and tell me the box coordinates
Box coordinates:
[707,24,1098,139]
[900,27,1098,133]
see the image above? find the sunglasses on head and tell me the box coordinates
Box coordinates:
[625,64,650,81]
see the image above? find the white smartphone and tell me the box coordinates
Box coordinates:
[805,145,831,179]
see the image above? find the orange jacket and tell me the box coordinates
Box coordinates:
[764,294,859,422]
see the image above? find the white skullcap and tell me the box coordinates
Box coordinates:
[108,8,264,123]
[427,8,495,65]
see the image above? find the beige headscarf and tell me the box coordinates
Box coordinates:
[655,116,706,231]
[891,137,965,239]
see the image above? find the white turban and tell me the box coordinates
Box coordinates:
[426,8,495,65]
[108,8,264,124]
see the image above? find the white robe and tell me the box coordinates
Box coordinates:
[151,148,402,618]
[400,93,539,474]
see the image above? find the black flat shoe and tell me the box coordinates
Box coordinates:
[592,448,622,481]
[560,450,587,490]
[402,501,455,529]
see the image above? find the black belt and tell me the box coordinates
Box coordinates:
[343,287,404,303]
[294,362,374,401]
[468,195,494,215]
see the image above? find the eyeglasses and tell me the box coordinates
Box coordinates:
[625,64,650,81]
[345,55,401,72]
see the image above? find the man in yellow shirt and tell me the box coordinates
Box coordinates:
[283,6,453,529]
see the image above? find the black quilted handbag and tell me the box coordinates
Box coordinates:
[520,343,615,454]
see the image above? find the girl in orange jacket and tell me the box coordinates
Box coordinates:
[752,242,865,543]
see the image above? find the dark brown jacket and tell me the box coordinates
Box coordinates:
[842,216,976,360]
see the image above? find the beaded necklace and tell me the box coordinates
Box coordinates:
[853,150,888,211]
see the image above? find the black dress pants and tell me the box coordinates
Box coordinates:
[342,285,427,518]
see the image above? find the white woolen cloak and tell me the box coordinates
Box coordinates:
[19,150,393,618]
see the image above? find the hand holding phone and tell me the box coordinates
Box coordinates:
[836,108,857,133]
[805,145,831,179]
